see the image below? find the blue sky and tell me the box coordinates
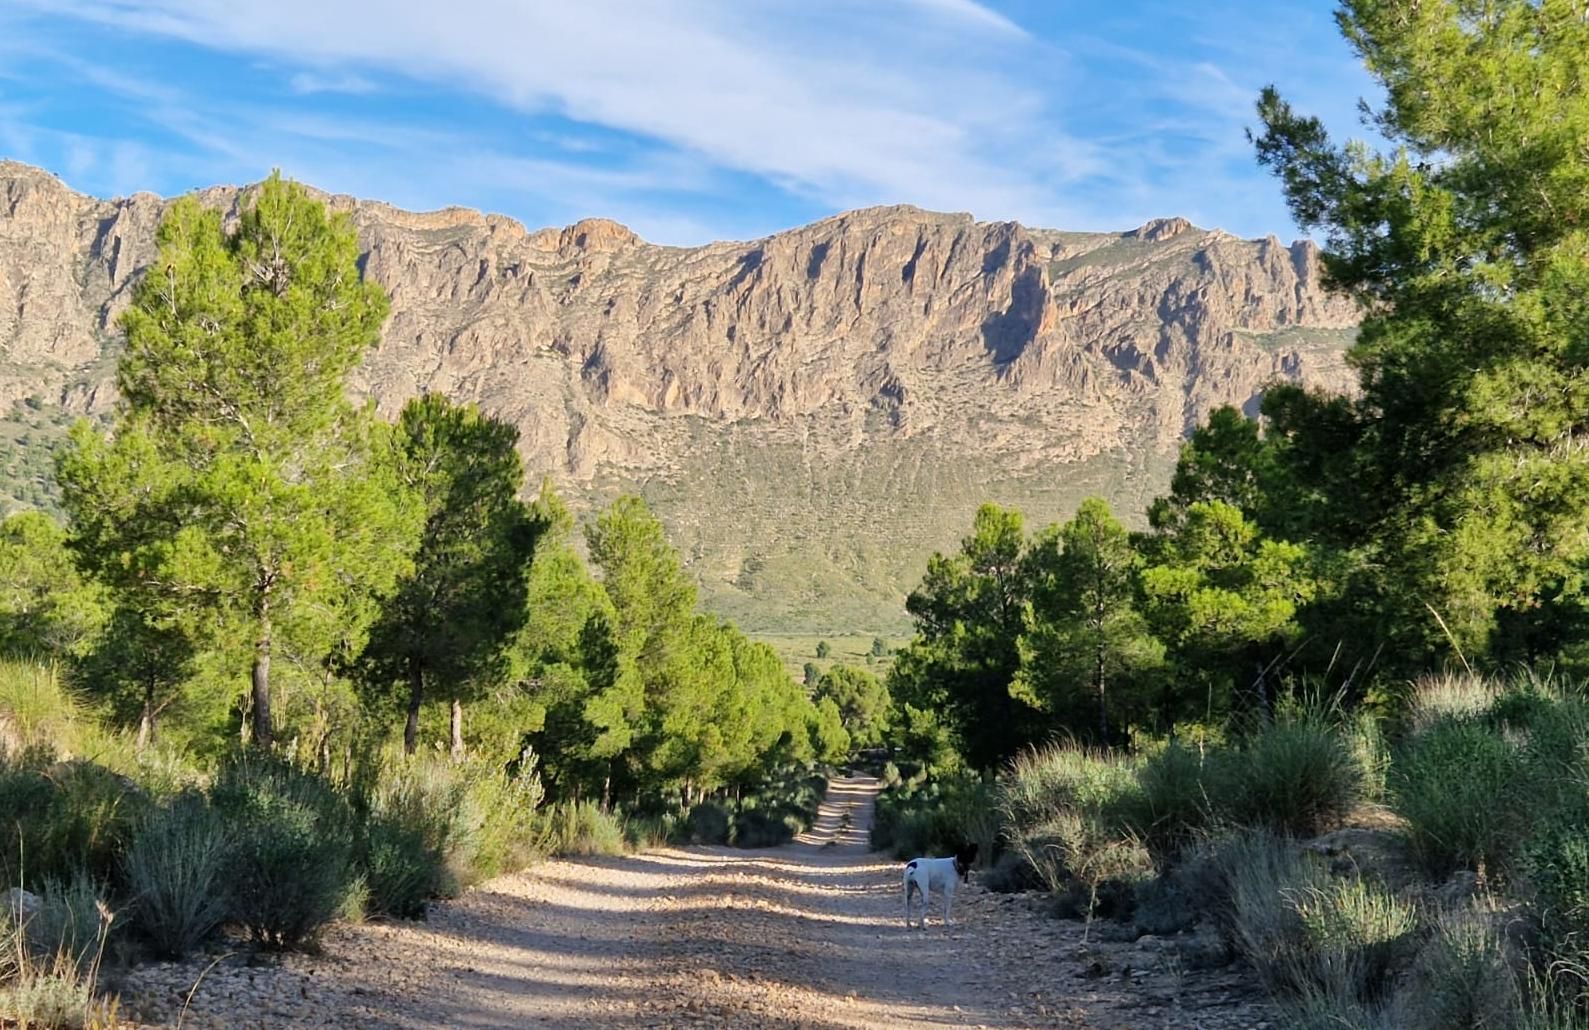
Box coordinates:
[0,1,1377,246]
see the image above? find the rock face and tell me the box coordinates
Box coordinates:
[0,161,1358,631]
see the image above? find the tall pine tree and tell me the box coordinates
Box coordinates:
[59,174,419,746]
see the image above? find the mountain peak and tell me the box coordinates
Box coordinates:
[0,162,1357,631]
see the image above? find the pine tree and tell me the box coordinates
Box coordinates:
[356,395,539,756]
[1254,0,1589,662]
[1016,498,1163,742]
[58,173,419,746]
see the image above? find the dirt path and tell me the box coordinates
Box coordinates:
[121,776,1273,1029]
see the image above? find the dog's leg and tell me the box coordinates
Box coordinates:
[943,880,954,926]
[902,864,917,928]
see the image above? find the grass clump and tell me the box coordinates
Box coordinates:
[1392,900,1526,1030]
[1215,711,1365,838]
[540,801,625,857]
[0,876,119,1030]
[121,792,230,958]
[1391,717,1522,879]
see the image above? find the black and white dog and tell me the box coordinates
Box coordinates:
[901,843,978,928]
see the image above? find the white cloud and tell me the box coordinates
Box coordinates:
[288,71,378,95]
[21,0,1089,225]
[3,0,1381,243]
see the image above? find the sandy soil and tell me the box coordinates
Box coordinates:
[119,776,1275,1029]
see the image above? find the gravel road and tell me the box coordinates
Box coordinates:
[119,776,1274,1029]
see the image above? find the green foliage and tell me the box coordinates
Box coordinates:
[872,772,997,861]
[355,395,539,757]
[891,503,1044,769]
[1016,498,1165,742]
[539,801,626,857]
[1391,718,1524,879]
[1127,741,1215,868]
[815,640,830,659]
[58,173,420,747]
[1141,501,1313,719]
[0,750,146,888]
[1215,710,1365,838]
[0,513,105,660]
[1255,0,1589,665]
[121,793,230,958]
[812,665,891,750]
[209,754,357,949]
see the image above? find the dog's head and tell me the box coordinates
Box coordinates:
[953,843,979,881]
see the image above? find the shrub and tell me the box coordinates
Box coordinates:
[25,871,115,975]
[874,773,997,860]
[1123,742,1213,868]
[0,750,145,888]
[1392,719,1522,879]
[1406,672,1501,735]
[0,876,118,1030]
[358,810,445,920]
[209,755,357,950]
[999,745,1136,831]
[540,802,625,857]
[1215,713,1364,837]
[453,757,545,881]
[1016,809,1151,923]
[122,793,230,958]
[982,849,1042,894]
[1290,876,1418,1001]
[357,757,461,915]
[1392,901,1526,1030]
[685,802,731,845]
[1522,796,1589,955]
[1211,830,1414,1004]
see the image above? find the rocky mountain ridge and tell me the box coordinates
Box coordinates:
[0,161,1357,631]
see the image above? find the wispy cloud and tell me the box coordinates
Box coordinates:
[288,71,378,96]
[0,0,1379,244]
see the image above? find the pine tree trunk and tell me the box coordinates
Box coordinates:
[1096,649,1109,744]
[251,604,273,748]
[450,699,464,760]
[136,680,156,752]
[404,666,424,756]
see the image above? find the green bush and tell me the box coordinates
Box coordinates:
[1392,901,1525,1030]
[540,801,625,857]
[1123,742,1213,868]
[685,802,731,844]
[453,757,546,881]
[209,755,357,950]
[122,793,230,958]
[873,773,997,860]
[25,871,115,975]
[1522,797,1589,955]
[359,810,445,920]
[1215,713,1364,838]
[0,749,145,888]
[1391,719,1523,879]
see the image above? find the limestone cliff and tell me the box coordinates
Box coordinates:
[0,162,1357,631]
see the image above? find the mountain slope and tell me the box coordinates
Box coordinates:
[0,162,1356,631]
